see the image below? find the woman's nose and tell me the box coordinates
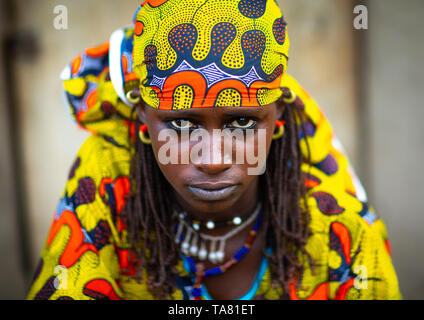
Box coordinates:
[191,130,233,175]
[194,158,232,175]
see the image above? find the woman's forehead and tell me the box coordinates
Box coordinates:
[145,103,275,118]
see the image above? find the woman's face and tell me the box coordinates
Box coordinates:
[139,103,283,220]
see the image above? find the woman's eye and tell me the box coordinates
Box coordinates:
[228,118,256,129]
[169,119,196,130]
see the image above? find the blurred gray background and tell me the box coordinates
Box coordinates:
[0,0,423,299]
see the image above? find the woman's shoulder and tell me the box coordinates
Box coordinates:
[65,134,132,236]
[299,164,401,299]
[74,133,132,176]
[27,135,132,300]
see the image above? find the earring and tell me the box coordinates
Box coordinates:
[272,120,285,140]
[282,89,296,105]
[139,124,152,144]
[126,89,141,105]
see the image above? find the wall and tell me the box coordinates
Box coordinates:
[0,0,27,299]
[367,0,424,299]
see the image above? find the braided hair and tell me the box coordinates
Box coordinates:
[122,88,313,299]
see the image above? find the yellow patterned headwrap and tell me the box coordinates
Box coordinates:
[132,0,290,109]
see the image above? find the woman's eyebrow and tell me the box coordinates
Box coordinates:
[220,108,267,117]
[155,110,205,119]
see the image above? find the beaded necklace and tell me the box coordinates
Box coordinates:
[181,210,263,300]
[179,206,260,231]
[174,203,261,264]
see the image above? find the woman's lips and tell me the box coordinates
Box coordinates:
[186,184,239,201]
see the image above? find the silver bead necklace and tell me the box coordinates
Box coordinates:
[174,202,262,264]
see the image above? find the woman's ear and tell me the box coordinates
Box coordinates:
[275,100,285,120]
[136,102,147,124]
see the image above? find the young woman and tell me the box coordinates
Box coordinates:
[27,0,401,300]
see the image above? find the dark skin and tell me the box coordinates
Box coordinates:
[138,102,284,299]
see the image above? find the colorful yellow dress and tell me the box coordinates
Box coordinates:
[27,25,401,300]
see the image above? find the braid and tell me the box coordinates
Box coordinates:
[262,92,313,297]
[123,116,179,298]
[123,90,313,299]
